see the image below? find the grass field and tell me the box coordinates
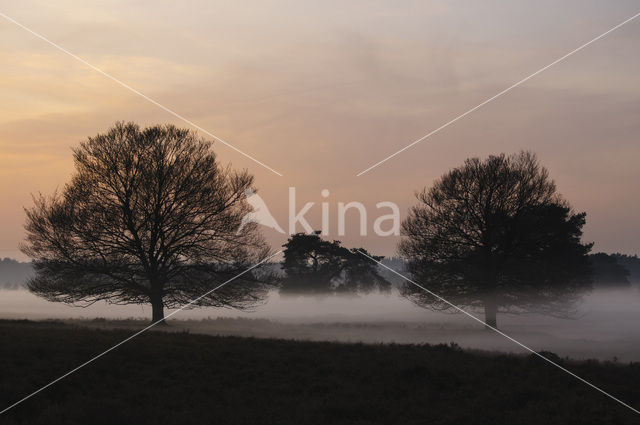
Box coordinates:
[1,319,639,424]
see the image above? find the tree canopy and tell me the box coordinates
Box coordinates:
[399,151,593,327]
[22,122,271,322]
[280,232,390,295]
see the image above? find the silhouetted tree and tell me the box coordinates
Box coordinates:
[589,253,630,287]
[399,152,592,327]
[22,122,271,323]
[340,248,391,293]
[280,232,390,294]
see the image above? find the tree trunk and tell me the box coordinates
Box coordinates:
[150,292,166,325]
[484,299,497,329]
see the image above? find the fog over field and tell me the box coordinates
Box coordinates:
[2,287,639,362]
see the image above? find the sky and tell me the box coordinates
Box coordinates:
[1,0,639,260]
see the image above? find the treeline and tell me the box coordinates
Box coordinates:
[2,248,639,291]
[2,250,638,291]
[0,258,33,289]
[610,253,640,284]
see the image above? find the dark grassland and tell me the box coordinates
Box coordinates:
[1,320,639,425]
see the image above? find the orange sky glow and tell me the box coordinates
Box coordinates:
[1,1,639,260]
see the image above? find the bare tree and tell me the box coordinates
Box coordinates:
[399,151,592,327]
[22,122,272,323]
